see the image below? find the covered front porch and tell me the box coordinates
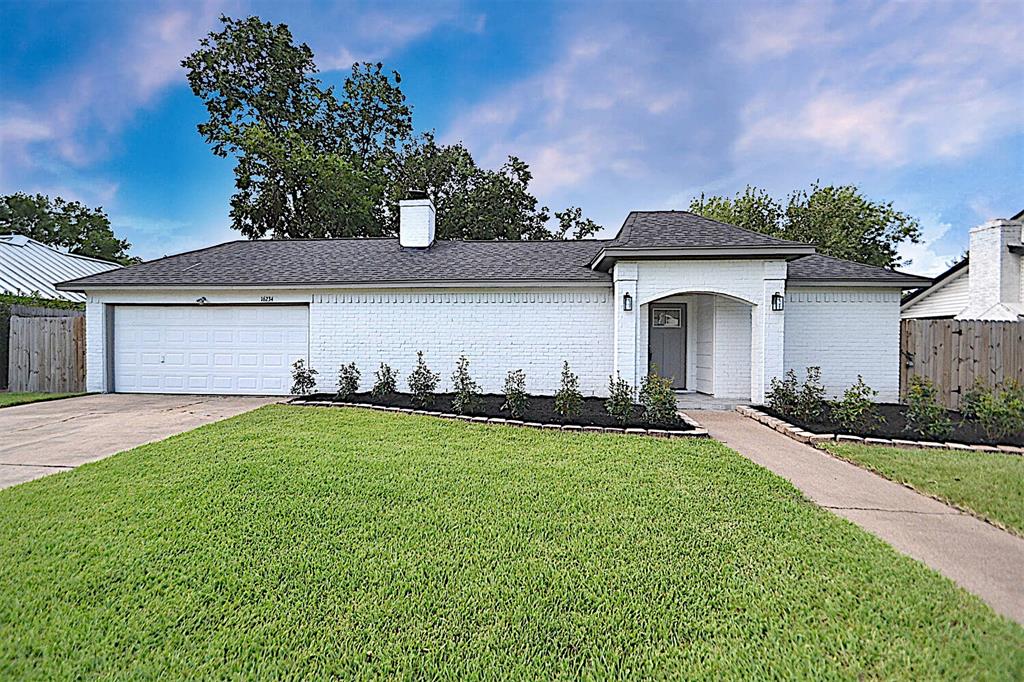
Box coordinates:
[611,260,787,405]
[640,293,754,403]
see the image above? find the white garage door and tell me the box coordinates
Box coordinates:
[113,305,309,395]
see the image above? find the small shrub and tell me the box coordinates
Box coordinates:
[606,373,635,425]
[371,363,399,398]
[290,359,318,395]
[974,380,1024,442]
[502,369,528,419]
[450,355,480,415]
[554,361,583,418]
[336,362,361,399]
[766,370,799,414]
[959,378,987,421]
[407,351,440,407]
[905,376,952,440]
[793,366,827,422]
[832,375,882,432]
[640,369,677,425]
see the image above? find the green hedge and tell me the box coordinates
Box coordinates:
[0,293,84,311]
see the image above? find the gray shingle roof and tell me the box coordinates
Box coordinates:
[58,238,611,289]
[611,211,810,248]
[787,254,931,285]
[57,213,930,290]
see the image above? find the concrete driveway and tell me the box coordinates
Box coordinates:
[0,394,278,489]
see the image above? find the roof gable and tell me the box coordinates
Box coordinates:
[611,211,810,249]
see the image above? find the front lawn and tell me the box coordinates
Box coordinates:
[0,406,1020,678]
[825,442,1024,535]
[0,391,84,408]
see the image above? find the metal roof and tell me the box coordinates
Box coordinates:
[0,234,121,302]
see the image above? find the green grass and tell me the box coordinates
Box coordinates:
[0,406,1021,679]
[0,392,84,408]
[825,442,1024,535]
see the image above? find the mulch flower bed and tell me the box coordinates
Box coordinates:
[758,403,1024,448]
[292,392,696,432]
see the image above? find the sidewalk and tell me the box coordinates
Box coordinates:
[698,410,1024,625]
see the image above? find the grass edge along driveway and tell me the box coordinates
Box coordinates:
[824,441,1024,536]
[1,405,1021,679]
[0,391,85,408]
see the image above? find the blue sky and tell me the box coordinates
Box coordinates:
[1,0,1021,274]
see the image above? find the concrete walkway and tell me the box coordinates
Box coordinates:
[0,394,277,489]
[698,410,1024,625]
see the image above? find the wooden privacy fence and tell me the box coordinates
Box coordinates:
[900,318,1024,410]
[1,303,83,390]
[7,315,86,392]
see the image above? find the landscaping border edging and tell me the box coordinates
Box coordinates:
[735,405,1024,455]
[291,399,710,438]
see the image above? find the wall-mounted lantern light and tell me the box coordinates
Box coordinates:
[623,292,633,312]
[771,292,785,311]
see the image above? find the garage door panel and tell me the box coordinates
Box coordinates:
[114,305,308,395]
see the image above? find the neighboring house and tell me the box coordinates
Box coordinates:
[58,200,929,403]
[902,211,1024,321]
[0,234,121,303]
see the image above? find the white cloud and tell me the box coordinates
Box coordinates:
[315,3,480,71]
[444,20,693,200]
[110,213,237,261]
[734,0,842,61]
[897,214,959,276]
[1,1,223,169]
[733,1,1024,167]
[0,116,53,144]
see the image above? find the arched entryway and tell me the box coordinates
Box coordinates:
[639,291,755,401]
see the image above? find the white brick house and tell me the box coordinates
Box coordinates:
[59,200,929,404]
[902,211,1024,321]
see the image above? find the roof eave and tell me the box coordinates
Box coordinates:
[58,278,614,293]
[590,245,818,271]
[791,277,932,289]
[900,257,968,307]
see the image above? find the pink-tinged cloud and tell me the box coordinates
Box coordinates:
[733,1,1023,167]
[444,21,690,200]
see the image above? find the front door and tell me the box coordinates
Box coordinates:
[649,305,686,389]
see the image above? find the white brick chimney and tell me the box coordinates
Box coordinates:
[398,192,436,248]
[957,218,1023,320]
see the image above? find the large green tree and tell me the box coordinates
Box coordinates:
[689,183,922,268]
[183,15,600,241]
[0,193,135,264]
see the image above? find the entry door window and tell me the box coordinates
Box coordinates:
[653,308,682,328]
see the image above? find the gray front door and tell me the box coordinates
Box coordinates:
[649,305,686,389]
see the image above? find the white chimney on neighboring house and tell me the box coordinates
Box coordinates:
[957,218,1024,320]
[398,191,436,248]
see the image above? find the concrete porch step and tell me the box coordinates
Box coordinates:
[675,393,748,411]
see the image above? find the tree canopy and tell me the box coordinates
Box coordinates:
[183,15,600,241]
[689,183,922,268]
[0,193,135,264]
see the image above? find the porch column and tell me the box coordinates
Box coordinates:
[751,261,786,404]
[613,262,639,388]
